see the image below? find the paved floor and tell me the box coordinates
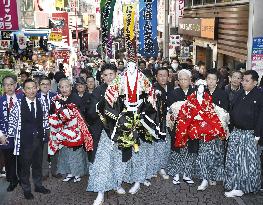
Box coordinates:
[1,175,262,205]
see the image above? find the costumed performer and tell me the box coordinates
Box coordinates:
[49,78,93,183]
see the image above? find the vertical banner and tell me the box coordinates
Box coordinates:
[175,0,184,27]
[100,0,116,57]
[139,0,158,57]
[106,35,113,59]
[123,4,136,60]
[0,0,19,30]
[252,37,263,78]
[50,12,70,46]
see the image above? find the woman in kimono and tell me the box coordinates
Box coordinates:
[224,70,263,197]
[166,69,197,185]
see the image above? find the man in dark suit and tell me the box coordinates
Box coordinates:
[0,75,23,192]
[19,79,50,200]
[37,76,57,180]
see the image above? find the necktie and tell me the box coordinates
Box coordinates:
[9,97,14,111]
[44,94,49,110]
[31,102,35,118]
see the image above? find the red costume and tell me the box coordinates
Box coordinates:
[175,92,226,148]
[48,95,93,155]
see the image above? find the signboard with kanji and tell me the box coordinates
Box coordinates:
[0,0,19,30]
[252,37,263,76]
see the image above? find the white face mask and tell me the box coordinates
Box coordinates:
[197,84,205,94]
[127,62,136,74]
[171,63,178,70]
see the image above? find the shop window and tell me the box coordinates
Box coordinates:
[204,0,216,4]
[185,0,192,7]
[216,0,231,3]
[193,0,202,6]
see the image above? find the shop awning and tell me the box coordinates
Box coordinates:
[22,29,51,37]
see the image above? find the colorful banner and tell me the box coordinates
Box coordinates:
[50,12,69,46]
[139,0,158,57]
[0,0,19,30]
[252,37,263,78]
[101,0,116,56]
[123,4,136,60]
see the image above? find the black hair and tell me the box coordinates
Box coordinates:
[139,60,146,66]
[87,75,95,80]
[39,76,51,84]
[156,67,169,76]
[75,77,87,84]
[243,70,259,81]
[2,75,17,84]
[162,61,170,66]
[197,61,205,67]
[229,70,243,77]
[48,72,54,80]
[206,69,220,79]
[101,63,117,73]
[23,78,36,88]
[59,63,64,72]
[20,70,30,77]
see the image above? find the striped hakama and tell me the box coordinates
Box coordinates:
[57,146,87,177]
[195,139,225,181]
[224,129,261,193]
[153,132,171,174]
[124,140,149,183]
[166,145,197,177]
[87,130,127,192]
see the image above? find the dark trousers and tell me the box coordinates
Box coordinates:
[2,148,19,183]
[19,137,43,193]
[0,149,4,171]
[42,142,58,176]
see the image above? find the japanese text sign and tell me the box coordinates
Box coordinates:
[139,0,158,57]
[0,0,19,30]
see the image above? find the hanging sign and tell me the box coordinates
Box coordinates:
[49,32,62,42]
[100,0,116,54]
[50,12,69,46]
[139,0,158,57]
[123,4,136,59]
[252,37,263,77]
[0,0,19,30]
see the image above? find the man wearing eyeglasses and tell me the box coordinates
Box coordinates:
[0,75,23,192]
[37,77,57,180]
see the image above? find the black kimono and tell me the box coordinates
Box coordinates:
[166,86,198,178]
[86,83,108,163]
[225,87,263,193]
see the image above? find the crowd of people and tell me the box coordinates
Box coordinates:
[0,56,263,205]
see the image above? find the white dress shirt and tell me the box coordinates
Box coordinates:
[25,97,37,117]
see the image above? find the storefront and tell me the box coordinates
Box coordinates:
[178,17,217,69]
[179,2,249,70]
